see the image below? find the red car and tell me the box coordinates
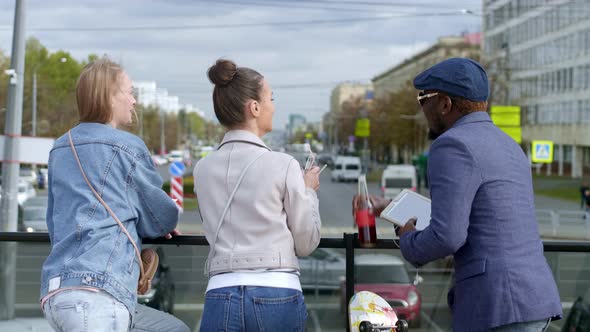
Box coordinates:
[342,254,422,327]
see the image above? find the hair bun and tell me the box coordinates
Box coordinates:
[207,59,237,86]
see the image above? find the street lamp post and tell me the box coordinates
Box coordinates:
[1,0,26,320]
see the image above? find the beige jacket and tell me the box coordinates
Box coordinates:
[193,130,321,276]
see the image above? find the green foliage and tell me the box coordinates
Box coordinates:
[1,37,222,149]
[532,174,584,203]
[5,37,84,137]
[290,124,318,144]
[535,188,579,202]
[0,48,9,118]
[369,82,426,162]
[183,198,198,211]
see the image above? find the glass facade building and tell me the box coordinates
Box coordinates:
[484,0,590,177]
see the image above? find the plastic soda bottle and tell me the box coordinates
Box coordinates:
[355,174,377,248]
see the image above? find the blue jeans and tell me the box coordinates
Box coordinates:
[490,318,551,332]
[200,286,307,331]
[43,290,189,332]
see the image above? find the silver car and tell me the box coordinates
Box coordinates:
[19,196,48,232]
[298,248,345,291]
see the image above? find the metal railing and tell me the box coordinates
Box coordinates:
[535,209,590,239]
[1,232,590,331]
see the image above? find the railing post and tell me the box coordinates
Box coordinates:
[345,232,356,332]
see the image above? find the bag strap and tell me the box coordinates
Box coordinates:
[67,130,145,281]
[205,149,268,275]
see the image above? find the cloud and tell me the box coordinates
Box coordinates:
[0,0,482,127]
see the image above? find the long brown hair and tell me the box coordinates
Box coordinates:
[207,59,264,128]
[76,58,123,123]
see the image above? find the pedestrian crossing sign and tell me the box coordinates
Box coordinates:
[531,140,553,163]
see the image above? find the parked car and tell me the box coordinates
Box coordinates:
[1,178,37,205]
[298,248,346,291]
[18,196,49,232]
[137,247,176,314]
[17,179,36,205]
[152,155,168,166]
[22,196,48,208]
[167,150,183,163]
[20,206,48,232]
[19,168,38,186]
[341,254,422,327]
[317,153,335,168]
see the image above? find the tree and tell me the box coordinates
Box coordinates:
[369,82,427,164]
[1,37,223,151]
[19,37,84,137]
[290,124,318,144]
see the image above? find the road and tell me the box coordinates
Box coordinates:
[4,166,590,331]
[174,167,392,237]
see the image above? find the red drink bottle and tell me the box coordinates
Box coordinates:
[355,175,377,248]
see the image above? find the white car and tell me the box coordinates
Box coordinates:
[381,164,417,199]
[1,179,37,205]
[18,179,36,205]
[331,156,361,182]
[19,168,38,186]
[152,155,168,166]
[167,150,183,163]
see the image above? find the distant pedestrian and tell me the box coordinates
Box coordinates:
[37,168,45,190]
[580,181,589,209]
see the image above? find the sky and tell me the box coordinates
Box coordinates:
[0,0,482,129]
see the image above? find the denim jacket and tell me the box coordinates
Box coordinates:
[40,123,179,316]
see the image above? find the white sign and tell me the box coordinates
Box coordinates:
[0,135,55,165]
[535,144,550,159]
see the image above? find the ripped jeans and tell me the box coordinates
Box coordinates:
[43,289,189,332]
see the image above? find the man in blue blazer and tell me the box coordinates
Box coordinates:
[366,58,562,331]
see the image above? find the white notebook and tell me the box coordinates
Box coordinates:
[379,189,431,231]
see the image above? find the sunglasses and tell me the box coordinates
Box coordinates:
[417,91,438,106]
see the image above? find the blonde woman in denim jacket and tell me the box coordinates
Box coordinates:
[39,58,189,332]
[194,59,322,331]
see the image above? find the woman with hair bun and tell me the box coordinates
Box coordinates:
[194,59,321,330]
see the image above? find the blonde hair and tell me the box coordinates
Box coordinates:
[76,58,123,123]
